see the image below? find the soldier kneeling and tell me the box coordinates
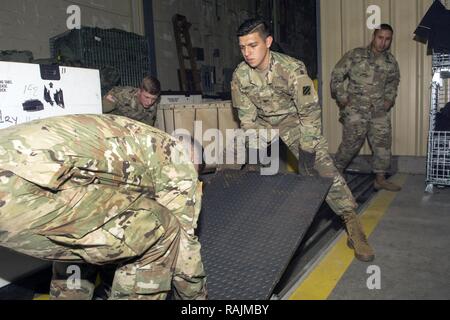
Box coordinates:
[0,114,207,300]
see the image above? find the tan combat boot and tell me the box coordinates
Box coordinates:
[342,212,375,262]
[374,173,401,192]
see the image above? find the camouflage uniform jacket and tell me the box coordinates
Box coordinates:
[0,115,202,244]
[232,51,319,128]
[102,87,158,127]
[231,51,320,149]
[330,45,400,108]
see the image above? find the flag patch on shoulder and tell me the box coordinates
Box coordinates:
[303,86,311,96]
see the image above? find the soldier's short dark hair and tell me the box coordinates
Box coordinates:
[375,23,394,35]
[140,75,161,96]
[237,18,271,39]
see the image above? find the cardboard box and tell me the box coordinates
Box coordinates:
[0,61,102,130]
[157,101,241,171]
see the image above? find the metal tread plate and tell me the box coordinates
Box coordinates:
[198,171,332,300]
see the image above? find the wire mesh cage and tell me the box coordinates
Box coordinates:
[430,69,450,128]
[50,27,151,89]
[432,53,450,69]
[427,131,450,186]
[425,0,450,192]
[426,68,450,191]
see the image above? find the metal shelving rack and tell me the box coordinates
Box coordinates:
[425,0,450,193]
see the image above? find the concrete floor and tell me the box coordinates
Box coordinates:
[2,173,449,300]
[328,174,450,300]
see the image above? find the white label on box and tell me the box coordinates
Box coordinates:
[160,94,202,105]
[0,61,102,130]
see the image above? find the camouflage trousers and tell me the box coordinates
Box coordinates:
[0,173,207,300]
[261,116,357,216]
[335,104,392,174]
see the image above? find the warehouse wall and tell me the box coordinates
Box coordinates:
[0,0,144,59]
[152,0,258,93]
[320,0,434,157]
[0,0,316,94]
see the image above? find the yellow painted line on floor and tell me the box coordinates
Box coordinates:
[33,294,50,300]
[289,174,408,300]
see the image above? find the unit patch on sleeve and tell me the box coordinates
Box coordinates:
[303,86,312,96]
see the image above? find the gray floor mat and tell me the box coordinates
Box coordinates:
[198,171,332,300]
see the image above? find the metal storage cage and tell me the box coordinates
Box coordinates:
[425,0,450,193]
[49,27,151,89]
[433,53,450,69]
[426,41,450,191]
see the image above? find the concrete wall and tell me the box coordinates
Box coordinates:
[0,0,144,59]
[320,0,435,157]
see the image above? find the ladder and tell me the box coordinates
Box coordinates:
[172,14,202,92]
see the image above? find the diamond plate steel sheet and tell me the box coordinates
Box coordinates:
[198,171,332,300]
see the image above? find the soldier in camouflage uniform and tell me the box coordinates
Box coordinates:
[103,75,161,127]
[0,114,207,300]
[98,81,164,298]
[232,19,374,262]
[331,24,401,192]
